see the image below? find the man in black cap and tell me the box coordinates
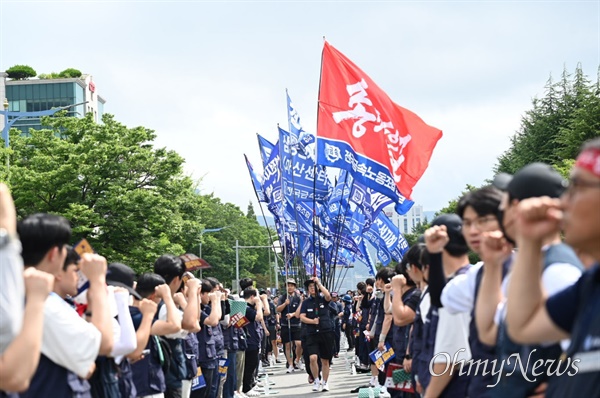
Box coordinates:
[421,214,471,397]
[474,162,583,398]
[106,262,143,300]
[276,278,303,373]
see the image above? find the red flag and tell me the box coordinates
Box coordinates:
[317,41,442,199]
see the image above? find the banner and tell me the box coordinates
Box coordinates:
[317,41,442,203]
[244,154,267,202]
[257,134,275,168]
[280,127,330,203]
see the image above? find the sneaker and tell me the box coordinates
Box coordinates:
[321,381,329,392]
[312,379,321,391]
[275,359,282,364]
[379,386,391,398]
[245,390,260,397]
[369,376,377,387]
[286,365,294,373]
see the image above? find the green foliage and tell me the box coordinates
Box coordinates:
[496,65,600,174]
[6,65,36,80]
[436,184,479,217]
[0,114,271,284]
[59,68,82,78]
[38,69,83,79]
[38,73,61,79]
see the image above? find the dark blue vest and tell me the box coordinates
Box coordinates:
[19,354,91,398]
[493,243,583,398]
[118,359,136,398]
[197,307,217,368]
[467,259,511,398]
[131,336,166,396]
[547,264,600,397]
[89,356,120,398]
[183,333,199,380]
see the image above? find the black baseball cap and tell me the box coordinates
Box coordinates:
[430,214,468,254]
[492,163,567,200]
[107,263,142,300]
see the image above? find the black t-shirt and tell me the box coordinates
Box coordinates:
[266,299,277,326]
[300,294,334,334]
[278,293,302,327]
[244,304,262,350]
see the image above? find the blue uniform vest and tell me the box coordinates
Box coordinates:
[197,306,217,368]
[19,354,91,398]
[183,332,199,380]
[493,243,583,398]
[118,359,136,398]
[467,259,511,398]
[547,264,600,397]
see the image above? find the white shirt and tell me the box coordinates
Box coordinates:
[440,262,483,315]
[419,289,430,324]
[158,302,187,339]
[433,307,472,364]
[0,240,25,354]
[41,293,101,378]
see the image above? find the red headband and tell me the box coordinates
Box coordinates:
[575,148,600,178]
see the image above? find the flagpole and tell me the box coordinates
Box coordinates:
[330,170,351,292]
[243,154,282,290]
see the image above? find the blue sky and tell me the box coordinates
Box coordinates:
[1,0,598,213]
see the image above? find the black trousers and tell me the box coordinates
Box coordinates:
[189,366,214,398]
[242,349,259,393]
[344,325,355,350]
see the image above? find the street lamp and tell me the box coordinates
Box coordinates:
[199,226,228,278]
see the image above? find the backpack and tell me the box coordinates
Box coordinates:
[153,335,173,374]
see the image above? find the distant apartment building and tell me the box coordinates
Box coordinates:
[384,203,425,235]
[5,74,105,133]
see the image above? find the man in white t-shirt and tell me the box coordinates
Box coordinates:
[17,213,114,398]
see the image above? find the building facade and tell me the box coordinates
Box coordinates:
[5,74,105,133]
[383,203,425,235]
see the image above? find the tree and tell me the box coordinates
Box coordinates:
[0,113,271,279]
[496,65,600,174]
[59,68,82,78]
[6,65,36,80]
[246,201,256,220]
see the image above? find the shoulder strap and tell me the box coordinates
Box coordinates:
[543,243,584,271]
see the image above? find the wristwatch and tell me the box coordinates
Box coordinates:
[404,354,412,360]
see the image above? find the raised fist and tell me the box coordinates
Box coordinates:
[391,274,407,289]
[154,284,171,299]
[140,298,158,316]
[24,267,54,302]
[79,253,108,283]
[424,225,449,254]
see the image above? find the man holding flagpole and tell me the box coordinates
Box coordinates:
[300,277,334,392]
[276,278,303,373]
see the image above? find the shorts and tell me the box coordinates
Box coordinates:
[281,327,302,343]
[267,326,277,341]
[305,331,335,360]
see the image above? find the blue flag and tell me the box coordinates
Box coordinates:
[280,127,330,203]
[244,154,267,202]
[257,134,275,168]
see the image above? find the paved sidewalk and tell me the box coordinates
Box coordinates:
[259,350,373,398]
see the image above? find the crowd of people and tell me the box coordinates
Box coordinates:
[0,137,598,398]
